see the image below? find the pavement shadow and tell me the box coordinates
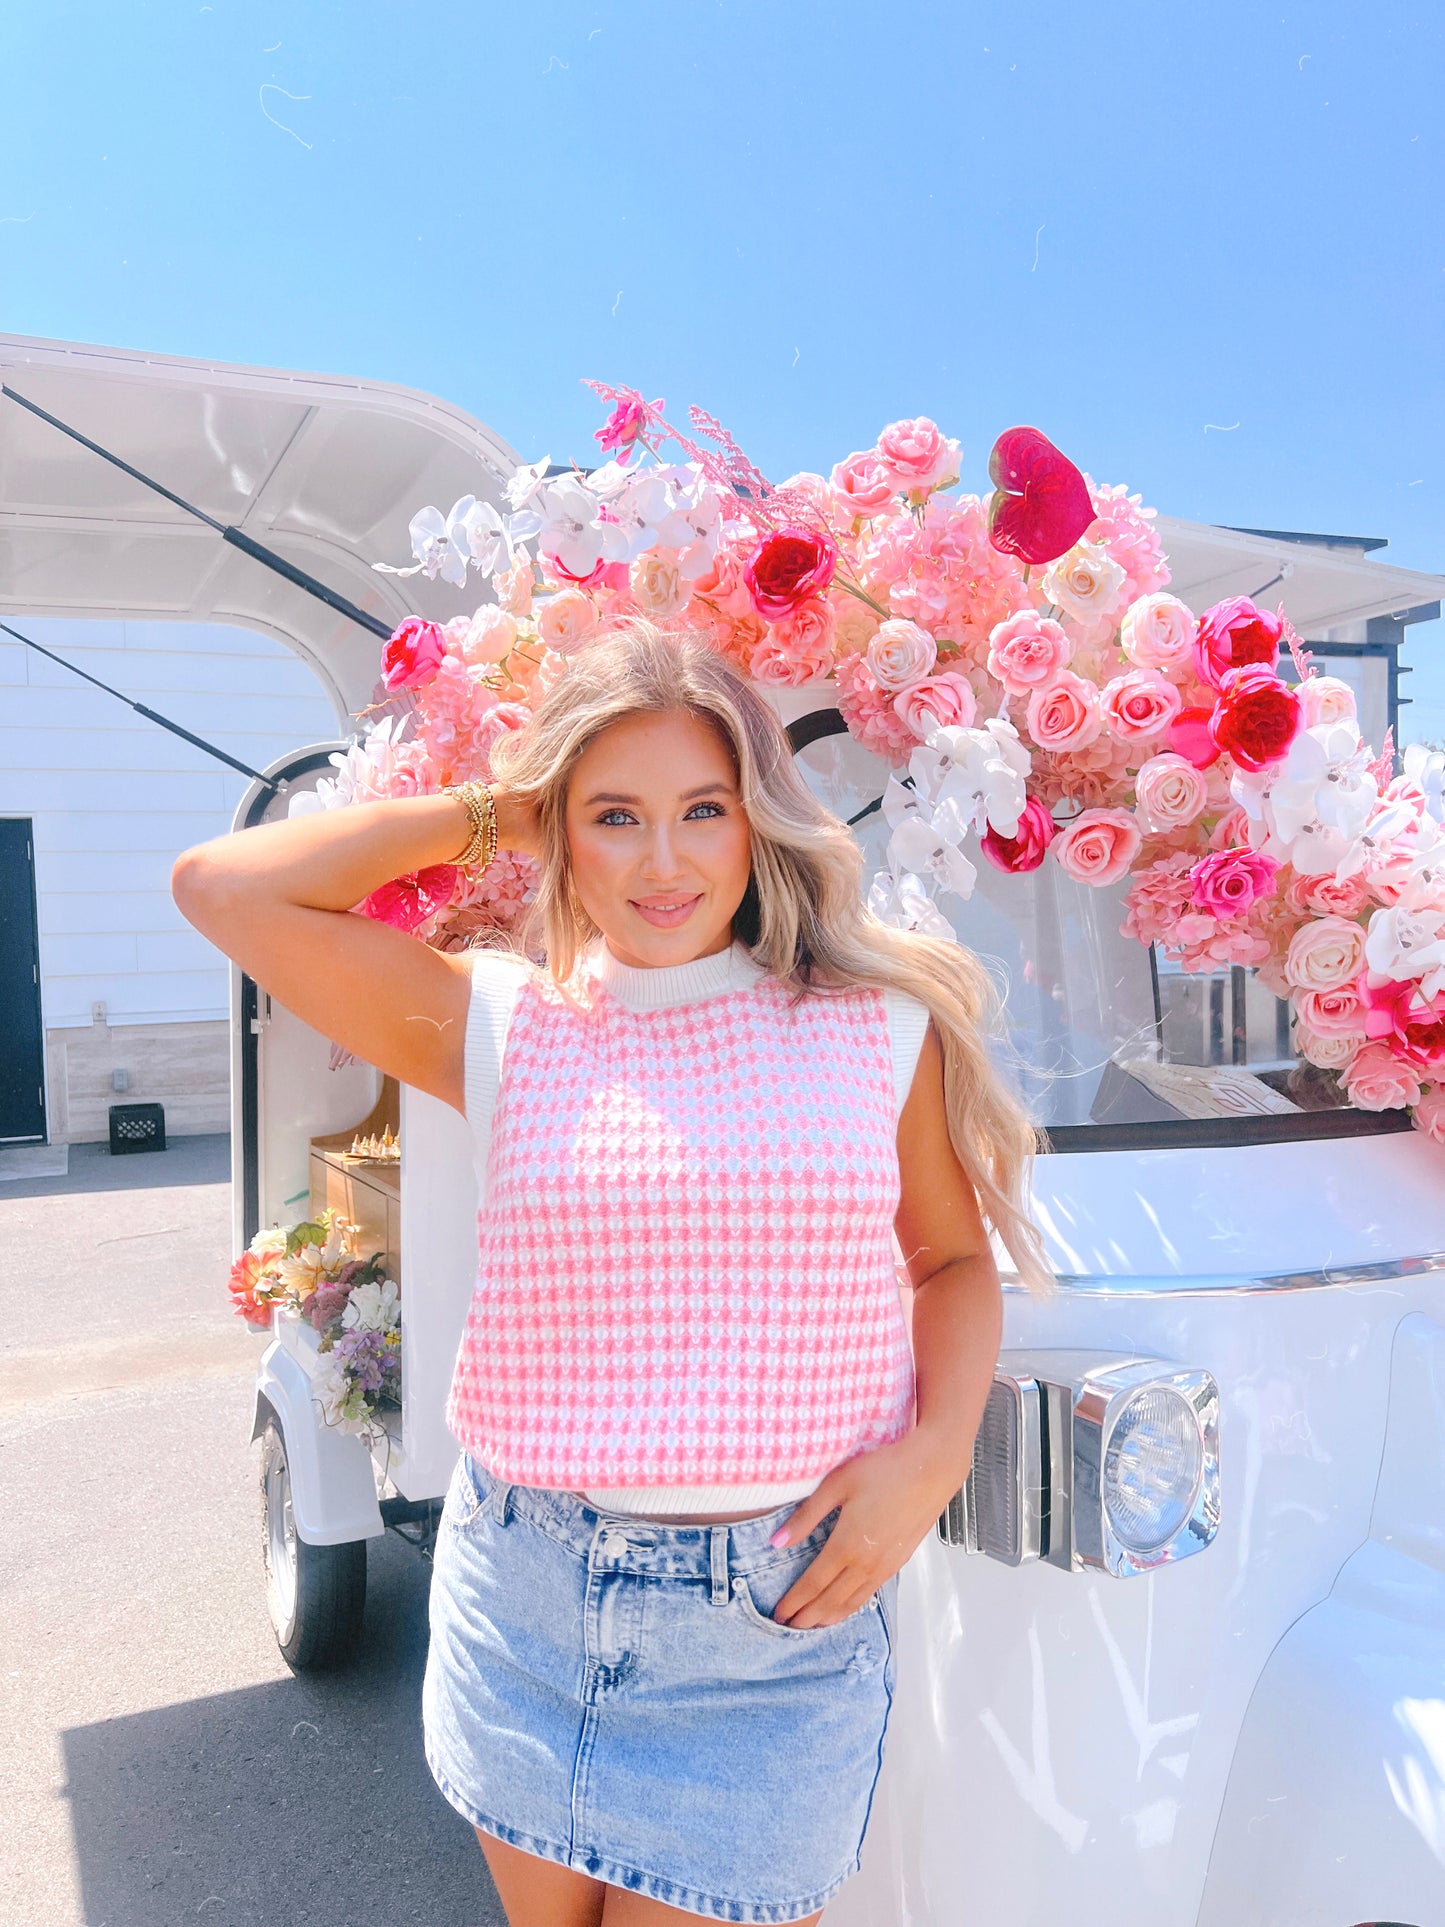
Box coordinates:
[0,1133,232,1201]
[58,1530,505,1927]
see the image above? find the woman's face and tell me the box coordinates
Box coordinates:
[563,708,753,969]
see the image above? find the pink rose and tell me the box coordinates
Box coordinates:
[1101,670,1183,746]
[831,449,898,521]
[1120,593,1197,674]
[1051,808,1143,888]
[1027,670,1104,752]
[472,699,530,772]
[1134,753,1209,833]
[1415,1084,1445,1144]
[1210,664,1301,772]
[1189,848,1280,919]
[1207,805,1253,852]
[980,795,1056,874]
[1285,916,1368,992]
[1343,1041,1423,1112]
[986,611,1071,695]
[894,671,978,741]
[1294,983,1368,1037]
[866,618,938,692]
[690,541,754,617]
[593,388,661,462]
[461,605,519,665]
[876,417,961,496]
[747,599,836,686]
[1285,870,1372,920]
[536,588,598,654]
[1296,675,1357,729]
[381,616,448,691]
[630,551,692,620]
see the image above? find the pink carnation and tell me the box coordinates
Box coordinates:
[1026,671,1104,752]
[876,417,961,496]
[833,650,917,767]
[986,611,1071,695]
[1051,808,1142,888]
[1101,670,1183,746]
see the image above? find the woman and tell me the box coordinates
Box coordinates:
[173,620,1048,1926]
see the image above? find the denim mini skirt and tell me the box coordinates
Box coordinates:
[422,1451,898,1924]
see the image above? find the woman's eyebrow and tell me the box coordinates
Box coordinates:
[583,782,736,806]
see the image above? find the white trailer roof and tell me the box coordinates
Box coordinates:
[2,331,1440,718]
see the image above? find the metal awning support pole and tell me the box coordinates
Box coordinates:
[1,382,395,642]
[0,618,281,793]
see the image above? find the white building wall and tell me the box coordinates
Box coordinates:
[0,616,342,1140]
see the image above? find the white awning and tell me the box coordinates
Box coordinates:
[2,332,1440,719]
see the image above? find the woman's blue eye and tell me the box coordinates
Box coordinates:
[597,809,634,827]
[685,801,725,819]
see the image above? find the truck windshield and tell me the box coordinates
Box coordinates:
[792,717,1402,1150]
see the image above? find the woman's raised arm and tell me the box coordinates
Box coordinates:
[170,788,538,1115]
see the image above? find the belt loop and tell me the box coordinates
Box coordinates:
[491,1479,512,1526]
[709,1525,730,1607]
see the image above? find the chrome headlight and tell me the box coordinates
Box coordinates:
[938,1353,1220,1578]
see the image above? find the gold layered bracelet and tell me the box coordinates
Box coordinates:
[444,779,499,875]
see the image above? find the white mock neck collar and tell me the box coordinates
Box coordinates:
[587,936,767,1012]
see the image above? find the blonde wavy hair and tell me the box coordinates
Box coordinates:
[489,619,1052,1295]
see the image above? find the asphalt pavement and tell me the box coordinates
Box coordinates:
[0,1133,505,1927]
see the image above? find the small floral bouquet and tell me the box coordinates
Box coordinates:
[228,1210,401,1434]
[285,382,1444,1138]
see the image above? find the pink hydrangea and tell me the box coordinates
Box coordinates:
[1083,480,1171,603]
[833,650,918,767]
[1122,854,1223,949]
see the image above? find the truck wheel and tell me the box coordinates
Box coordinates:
[259,1415,367,1670]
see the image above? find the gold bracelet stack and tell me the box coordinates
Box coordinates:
[445,779,498,875]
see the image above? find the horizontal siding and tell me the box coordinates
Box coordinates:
[3,616,345,1044]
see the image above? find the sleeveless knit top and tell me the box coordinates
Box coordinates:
[445,938,929,1513]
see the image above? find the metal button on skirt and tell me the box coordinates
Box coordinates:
[422,1451,898,1925]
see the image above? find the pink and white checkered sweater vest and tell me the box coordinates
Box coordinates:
[446,941,919,1506]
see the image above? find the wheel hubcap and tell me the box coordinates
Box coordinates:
[263,1439,299,1636]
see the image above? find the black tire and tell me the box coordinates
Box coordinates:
[259,1414,367,1670]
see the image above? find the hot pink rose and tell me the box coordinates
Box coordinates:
[1134,753,1208,833]
[745,527,838,620]
[987,611,1071,695]
[593,388,661,462]
[1343,1041,1423,1112]
[1284,916,1368,992]
[876,417,961,496]
[980,795,1056,874]
[1195,596,1285,690]
[1415,1084,1445,1144]
[1210,665,1301,772]
[1293,983,1368,1036]
[1101,670,1183,745]
[1026,671,1103,752]
[1051,808,1142,888]
[894,671,978,741]
[1189,848,1280,919]
[831,449,898,521]
[381,616,448,691]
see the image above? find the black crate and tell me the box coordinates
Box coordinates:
[109,1101,166,1154]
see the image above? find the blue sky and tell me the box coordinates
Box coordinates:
[3,0,1442,737]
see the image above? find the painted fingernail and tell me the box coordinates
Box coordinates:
[769,1527,789,1548]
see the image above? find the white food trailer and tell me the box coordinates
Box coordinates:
[5,334,1445,1927]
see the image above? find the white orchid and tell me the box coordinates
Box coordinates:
[535,477,629,578]
[503,455,552,514]
[867,865,960,940]
[912,717,1030,839]
[1403,741,1445,824]
[609,472,681,560]
[1231,719,1378,875]
[446,495,515,579]
[881,776,978,901]
[370,503,466,585]
[663,479,724,579]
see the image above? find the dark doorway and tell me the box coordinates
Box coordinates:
[0,817,47,1143]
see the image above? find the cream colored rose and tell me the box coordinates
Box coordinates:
[1285,915,1367,992]
[1294,1024,1360,1070]
[866,618,937,691]
[1041,540,1127,629]
[1121,593,1196,673]
[1296,675,1357,729]
[630,550,691,620]
[1134,752,1208,832]
[536,588,599,654]
[461,605,518,665]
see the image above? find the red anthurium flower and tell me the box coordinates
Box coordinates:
[986,426,1097,565]
[360,865,460,933]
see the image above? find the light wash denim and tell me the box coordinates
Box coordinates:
[422,1450,898,1923]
